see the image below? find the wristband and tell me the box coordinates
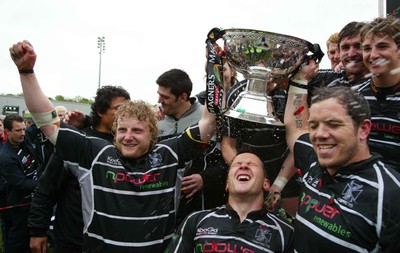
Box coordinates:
[272,176,288,191]
[19,69,34,74]
[288,85,307,94]
[290,79,308,87]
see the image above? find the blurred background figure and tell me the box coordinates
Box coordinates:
[326,32,342,72]
[54,106,68,121]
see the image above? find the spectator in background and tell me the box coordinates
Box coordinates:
[0,114,38,253]
[0,118,7,249]
[166,152,294,253]
[0,118,6,147]
[54,105,68,121]
[326,32,342,72]
[155,68,228,226]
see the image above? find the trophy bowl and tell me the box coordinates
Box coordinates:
[222,28,316,126]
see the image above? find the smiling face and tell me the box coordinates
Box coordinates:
[327,42,340,70]
[226,153,269,198]
[362,34,400,80]
[157,86,187,118]
[114,117,152,159]
[339,35,369,80]
[308,98,370,173]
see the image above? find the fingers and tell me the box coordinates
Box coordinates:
[181,174,204,198]
[265,191,281,211]
[9,40,37,69]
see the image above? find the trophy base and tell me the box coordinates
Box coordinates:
[224,92,284,126]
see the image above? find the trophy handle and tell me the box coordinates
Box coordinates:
[205,28,225,115]
[289,43,324,79]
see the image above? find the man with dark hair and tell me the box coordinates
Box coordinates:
[285,73,400,252]
[155,68,227,226]
[0,114,38,253]
[166,152,294,253]
[89,85,131,136]
[29,86,130,253]
[156,68,203,139]
[307,21,370,94]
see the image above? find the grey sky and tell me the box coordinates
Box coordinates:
[0,0,379,105]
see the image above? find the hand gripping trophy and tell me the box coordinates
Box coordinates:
[206,28,324,126]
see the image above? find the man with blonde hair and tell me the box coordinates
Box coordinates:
[10,39,218,253]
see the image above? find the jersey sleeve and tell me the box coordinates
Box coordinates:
[165,212,200,253]
[293,133,316,175]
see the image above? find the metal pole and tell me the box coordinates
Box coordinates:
[378,0,385,17]
[97,37,105,90]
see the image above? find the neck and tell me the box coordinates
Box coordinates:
[9,140,21,149]
[349,69,369,83]
[173,100,192,119]
[326,145,371,176]
[372,73,400,88]
[228,195,264,222]
[95,124,111,134]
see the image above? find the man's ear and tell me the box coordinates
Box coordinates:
[179,93,188,102]
[359,119,371,142]
[263,178,270,192]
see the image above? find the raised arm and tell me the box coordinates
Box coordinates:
[198,105,216,143]
[10,41,59,143]
[284,60,317,151]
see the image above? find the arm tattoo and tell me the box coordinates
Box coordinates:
[293,94,303,129]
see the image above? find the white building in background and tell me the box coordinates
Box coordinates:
[0,95,91,117]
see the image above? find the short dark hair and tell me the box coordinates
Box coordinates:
[338,21,366,45]
[311,86,370,128]
[4,114,24,131]
[156,69,193,99]
[91,86,130,127]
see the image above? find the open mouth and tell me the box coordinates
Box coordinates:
[372,59,389,67]
[318,144,335,150]
[237,175,251,181]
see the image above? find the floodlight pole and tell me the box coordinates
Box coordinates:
[97,37,106,90]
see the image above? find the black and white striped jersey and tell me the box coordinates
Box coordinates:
[166,205,294,253]
[356,79,400,169]
[56,124,203,253]
[293,134,400,253]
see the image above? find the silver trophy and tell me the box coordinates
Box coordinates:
[221,28,322,125]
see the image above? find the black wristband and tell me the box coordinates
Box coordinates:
[289,80,308,89]
[19,69,34,74]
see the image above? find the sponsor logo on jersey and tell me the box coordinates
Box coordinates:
[106,171,161,185]
[371,122,400,135]
[195,242,254,253]
[300,193,341,219]
[106,156,121,165]
[196,227,218,236]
